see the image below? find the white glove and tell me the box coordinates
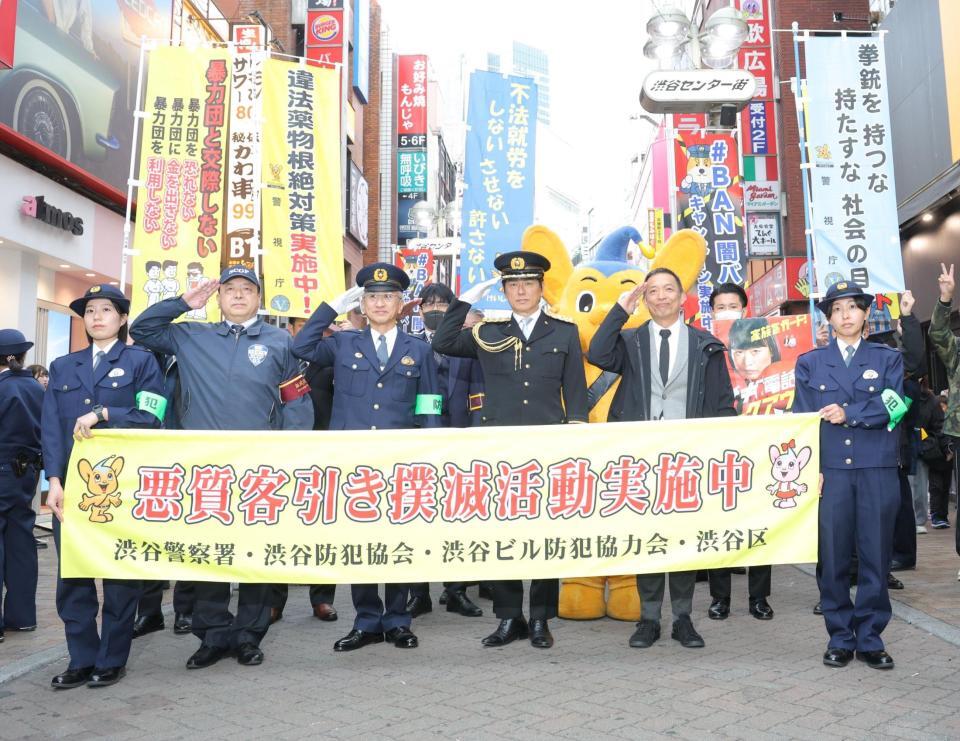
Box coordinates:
[460,276,500,305]
[329,285,365,315]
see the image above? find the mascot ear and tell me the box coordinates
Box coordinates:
[521,224,572,307]
[649,229,708,293]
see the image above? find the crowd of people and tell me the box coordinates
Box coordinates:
[1,258,958,688]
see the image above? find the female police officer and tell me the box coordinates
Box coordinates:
[793,281,904,671]
[42,284,165,688]
[0,329,44,643]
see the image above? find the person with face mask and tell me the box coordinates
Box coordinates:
[405,282,485,620]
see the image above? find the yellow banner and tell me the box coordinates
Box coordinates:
[60,415,820,583]
[131,46,230,322]
[261,59,344,318]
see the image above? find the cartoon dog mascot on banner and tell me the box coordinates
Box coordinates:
[524,224,707,620]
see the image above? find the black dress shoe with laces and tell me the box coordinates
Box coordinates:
[529,619,554,648]
[186,645,229,669]
[173,613,193,635]
[887,573,904,590]
[481,617,528,647]
[672,616,705,648]
[857,650,894,669]
[749,598,774,620]
[132,613,165,639]
[708,597,730,620]
[385,626,419,648]
[87,666,126,687]
[406,595,433,618]
[823,647,854,667]
[333,629,384,652]
[446,590,483,617]
[51,666,94,689]
[629,619,661,648]
[813,601,823,615]
[237,643,264,665]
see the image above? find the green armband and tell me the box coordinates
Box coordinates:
[882,389,910,431]
[136,391,168,422]
[414,394,443,415]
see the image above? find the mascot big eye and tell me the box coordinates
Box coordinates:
[523,223,707,620]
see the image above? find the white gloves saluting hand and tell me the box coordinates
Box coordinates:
[459,276,500,305]
[329,285,365,315]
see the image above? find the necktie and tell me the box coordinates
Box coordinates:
[844,345,856,367]
[520,316,534,340]
[659,329,671,385]
[377,334,389,368]
[93,350,105,371]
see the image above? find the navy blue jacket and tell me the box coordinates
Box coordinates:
[414,331,484,428]
[793,340,904,470]
[42,343,165,480]
[0,369,43,461]
[292,303,441,431]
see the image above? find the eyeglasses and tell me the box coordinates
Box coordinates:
[364,293,401,304]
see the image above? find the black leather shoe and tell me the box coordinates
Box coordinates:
[333,629,384,652]
[236,643,264,665]
[749,598,774,620]
[708,597,730,620]
[438,589,448,605]
[478,584,494,600]
[887,573,904,590]
[406,595,433,618]
[4,624,36,632]
[823,647,854,667]
[446,590,483,617]
[173,613,193,635]
[813,601,823,615]
[629,619,661,648]
[87,666,126,687]
[51,666,94,689]
[529,619,554,648]
[385,626,419,648]
[671,616,705,648]
[857,650,894,669]
[132,613,165,639]
[889,559,915,572]
[186,645,229,669]
[481,617,528,647]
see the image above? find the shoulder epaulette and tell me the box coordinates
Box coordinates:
[543,307,576,324]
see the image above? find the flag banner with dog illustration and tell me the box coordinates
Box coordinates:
[131,46,232,323]
[260,58,344,319]
[59,414,820,583]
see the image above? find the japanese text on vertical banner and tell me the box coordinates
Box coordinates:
[131,47,231,321]
[804,36,904,294]
[261,59,344,318]
[60,415,820,583]
[225,49,263,271]
[459,71,538,311]
[396,55,429,245]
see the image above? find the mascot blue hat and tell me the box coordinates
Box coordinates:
[588,226,644,278]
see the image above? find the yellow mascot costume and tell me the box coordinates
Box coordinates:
[523,224,707,620]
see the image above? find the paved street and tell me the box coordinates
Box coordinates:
[2,523,960,740]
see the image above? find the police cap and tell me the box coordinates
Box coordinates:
[493,251,551,281]
[219,265,261,289]
[0,328,33,356]
[69,284,131,317]
[817,280,873,315]
[357,262,410,293]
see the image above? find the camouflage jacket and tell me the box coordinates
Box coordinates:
[929,300,960,437]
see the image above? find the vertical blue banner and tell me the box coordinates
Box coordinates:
[459,71,538,311]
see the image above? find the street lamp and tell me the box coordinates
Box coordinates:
[643,4,747,70]
[409,200,437,232]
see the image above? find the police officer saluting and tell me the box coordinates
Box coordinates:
[0,330,44,644]
[432,251,589,649]
[43,285,165,688]
[130,266,313,670]
[793,281,904,670]
[292,263,441,651]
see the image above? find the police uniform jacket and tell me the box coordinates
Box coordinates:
[587,304,736,422]
[793,340,903,470]
[432,298,588,426]
[292,303,441,431]
[129,297,313,431]
[41,343,165,480]
[0,369,43,464]
[413,331,484,428]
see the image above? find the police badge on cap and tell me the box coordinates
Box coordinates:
[68,284,131,317]
[356,262,410,293]
[494,251,551,281]
[817,280,873,315]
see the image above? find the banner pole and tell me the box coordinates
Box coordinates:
[120,37,149,296]
[791,22,819,346]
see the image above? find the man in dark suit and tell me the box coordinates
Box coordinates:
[433,251,589,648]
[406,283,485,619]
[588,267,736,650]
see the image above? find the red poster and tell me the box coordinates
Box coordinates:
[747,257,817,315]
[0,0,15,69]
[396,55,428,137]
[306,45,344,68]
[713,315,815,415]
[306,9,344,47]
[739,45,773,100]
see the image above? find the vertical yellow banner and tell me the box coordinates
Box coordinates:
[261,59,344,318]
[131,46,232,322]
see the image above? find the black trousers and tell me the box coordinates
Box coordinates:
[409,582,470,599]
[891,467,917,566]
[637,571,696,621]
[271,583,336,611]
[707,566,771,601]
[928,464,953,521]
[192,582,272,649]
[138,581,195,617]
[491,579,558,620]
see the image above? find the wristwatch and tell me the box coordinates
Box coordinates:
[92,404,106,423]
